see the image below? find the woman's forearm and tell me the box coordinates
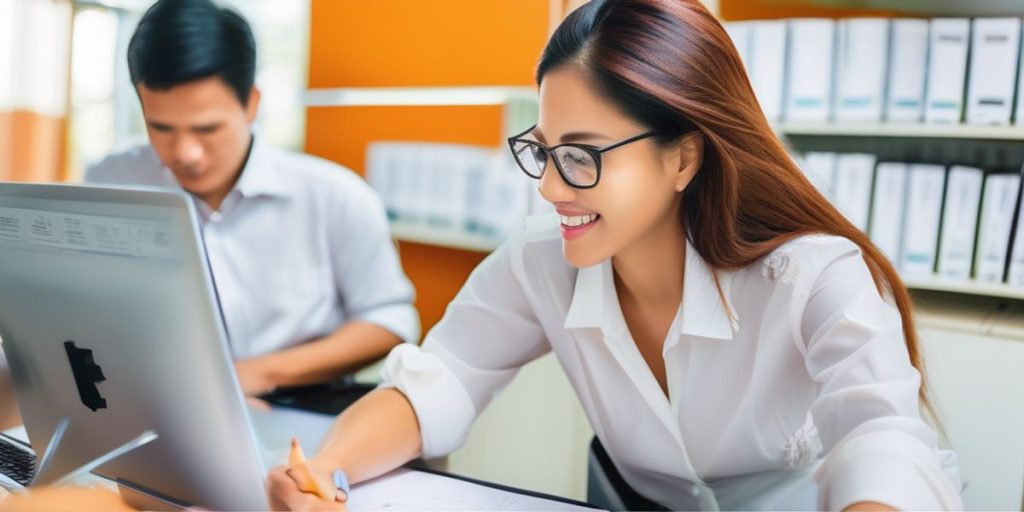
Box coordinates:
[308,388,423,484]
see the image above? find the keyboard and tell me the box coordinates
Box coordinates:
[0,435,34,486]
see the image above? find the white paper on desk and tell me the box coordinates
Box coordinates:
[937,166,983,279]
[835,18,889,122]
[247,406,336,470]
[886,19,929,123]
[748,20,787,121]
[833,153,876,231]
[966,18,1022,126]
[347,468,598,511]
[925,18,970,124]
[900,164,946,276]
[785,18,835,122]
[975,173,1022,282]
[869,162,908,266]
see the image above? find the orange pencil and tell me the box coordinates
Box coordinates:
[288,437,333,501]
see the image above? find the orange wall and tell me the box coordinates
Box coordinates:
[398,243,488,339]
[0,110,66,182]
[309,1,549,88]
[306,0,551,336]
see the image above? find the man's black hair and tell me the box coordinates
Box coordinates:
[127,0,256,105]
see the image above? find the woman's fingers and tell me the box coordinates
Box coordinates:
[267,464,347,511]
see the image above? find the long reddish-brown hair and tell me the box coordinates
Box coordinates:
[539,0,932,409]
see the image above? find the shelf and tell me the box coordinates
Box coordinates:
[305,86,537,107]
[903,276,1024,302]
[774,121,1024,141]
[794,0,1024,17]
[390,221,500,253]
[387,225,1024,301]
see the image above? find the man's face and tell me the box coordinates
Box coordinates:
[136,76,259,208]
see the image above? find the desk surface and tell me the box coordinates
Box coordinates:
[3,406,598,511]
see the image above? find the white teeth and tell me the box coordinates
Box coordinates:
[560,214,598,227]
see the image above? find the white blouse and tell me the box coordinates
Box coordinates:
[380,214,962,510]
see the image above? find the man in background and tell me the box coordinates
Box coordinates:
[78,0,417,403]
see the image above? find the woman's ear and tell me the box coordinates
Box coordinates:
[674,132,704,192]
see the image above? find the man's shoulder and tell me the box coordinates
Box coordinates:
[267,146,372,197]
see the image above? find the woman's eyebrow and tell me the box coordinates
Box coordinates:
[529,128,613,145]
[560,131,612,144]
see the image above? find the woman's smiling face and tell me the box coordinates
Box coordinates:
[532,65,699,268]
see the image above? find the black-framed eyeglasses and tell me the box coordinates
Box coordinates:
[507,125,661,189]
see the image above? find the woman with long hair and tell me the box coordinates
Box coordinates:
[268,1,961,509]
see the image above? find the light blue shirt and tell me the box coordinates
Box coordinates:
[84,141,419,359]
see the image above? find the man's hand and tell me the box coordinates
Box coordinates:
[235,358,275,396]
[234,358,276,410]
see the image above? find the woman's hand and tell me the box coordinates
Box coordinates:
[844,501,898,511]
[267,459,347,512]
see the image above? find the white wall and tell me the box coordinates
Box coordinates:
[921,326,1024,510]
[447,354,594,501]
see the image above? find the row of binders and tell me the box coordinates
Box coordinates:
[800,152,1024,286]
[366,142,545,243]
[725,17,1024,125]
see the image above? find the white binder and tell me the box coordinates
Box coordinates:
[833,153,876,231]
[975,173,1022,282]
[886,19,930,123]
[924,18,971,124]
[784,18,835,122]
[937,166,983,279]
[900,164,946,276]
[835,18,890,122]
[966,18,1022,126]
[869,162,908,266]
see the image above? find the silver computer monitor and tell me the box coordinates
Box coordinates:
[0,182,267,510]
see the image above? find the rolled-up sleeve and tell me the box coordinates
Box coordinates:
[329,178,420,345]
[795,240,962,510]
[379,237,549,458]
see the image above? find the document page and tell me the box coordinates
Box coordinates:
[348,468,599,511]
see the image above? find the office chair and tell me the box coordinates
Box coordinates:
[586,437,670,511]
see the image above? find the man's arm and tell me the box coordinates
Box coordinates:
[234,322,402,396]
[237,165,419,396]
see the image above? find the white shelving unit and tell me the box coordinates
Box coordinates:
[903,276,1024,302]
[390,221,500,253]
[308,86,538,255]
[795,0,1024,17]
[305,86,537,107]
[389,223,1024,307]
[774,121,1024,141]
